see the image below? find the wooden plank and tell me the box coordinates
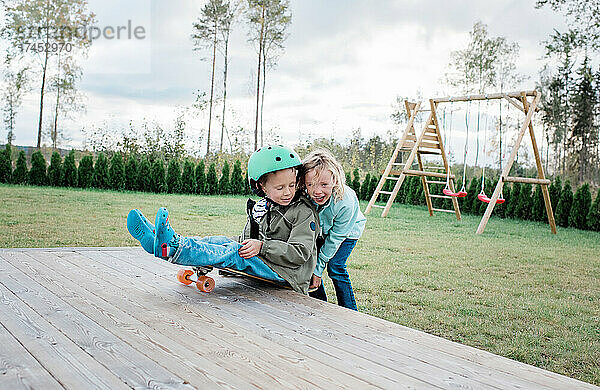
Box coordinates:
[124,248,563,390]
[0,253,194,390]
[433,90,537,103]
[430,194,453,199]
[432,208,456,213]
[0,265,131,390]
[111,250,520,390]
[503,176,551,185]
[85,249,436,389]
[1,251,252,390]
[398,170,455,179]
[257,277,598,390]
[0,322,65,390]
[9,250,350,390]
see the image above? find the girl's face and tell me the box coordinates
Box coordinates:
[260,168,297,206]
[305,168,333,206]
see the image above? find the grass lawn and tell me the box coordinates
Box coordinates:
[1,184,599,385]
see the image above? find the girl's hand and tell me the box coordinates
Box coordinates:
[309,274,322,289]
[239,239,263,259]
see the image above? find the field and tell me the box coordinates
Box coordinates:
[1,184,599,385]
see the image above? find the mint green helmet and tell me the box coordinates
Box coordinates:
[248,145,302,195]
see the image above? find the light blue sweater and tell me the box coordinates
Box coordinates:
[313,185,366,277]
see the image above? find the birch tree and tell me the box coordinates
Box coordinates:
[1,0,94,148]
[191,0,228,156]
[2,53,29,145]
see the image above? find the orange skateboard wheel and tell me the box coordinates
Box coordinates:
[177,269,194,285]
[196,275,215,293]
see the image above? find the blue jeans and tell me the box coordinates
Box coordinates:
[310,239,358,311]
[171,235,286,283]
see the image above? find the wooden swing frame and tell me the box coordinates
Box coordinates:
[365,89,557,235]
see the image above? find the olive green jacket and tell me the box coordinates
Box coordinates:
[237,194,319,294]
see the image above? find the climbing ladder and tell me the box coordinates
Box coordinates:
[364,99,461,220]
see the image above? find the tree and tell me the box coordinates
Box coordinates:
[77,154,93,189]
[549,177,562,211]
[13,150,26,184]
[28,151,47,186]
[109,152,125,191]
[47,151,63,186]
[1,0,94,148]
[166,159,182,193]
[515,184,533,220]
[555,180,573,227]
[93,153,109,189]
[63,149,77,187]
[569,183,592,229]
[181,159,196,194]
[587,187,600,231]
[463,177,479,214]
[137,157,151,192]
[569,56,598,183]
[230,159,244,194]
[150,159,167,193]
[2,54,29,145]
[192,0,229,156]
[195,160,207,194]
[246,0,291,149]
[536,0,600,50]
[125,155,139,191]
[0,144,11,183]
[206,163,218,194]
[219,160,231,194]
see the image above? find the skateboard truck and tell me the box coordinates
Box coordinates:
[176,266,215,293]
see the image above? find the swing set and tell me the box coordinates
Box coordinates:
[364,89,557,235]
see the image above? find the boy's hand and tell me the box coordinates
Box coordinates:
[309,274,322,289]
[239,239,263,259]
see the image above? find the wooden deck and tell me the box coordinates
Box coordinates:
[0,247,597,390]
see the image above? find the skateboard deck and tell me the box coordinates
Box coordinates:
[176,266,291,293]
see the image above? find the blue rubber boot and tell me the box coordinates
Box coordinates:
[127,209,155,254]
[154,207,180,259]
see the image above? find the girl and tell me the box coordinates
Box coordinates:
[127,145,320,294]
[303,149,366,310]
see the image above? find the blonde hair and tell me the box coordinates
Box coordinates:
[302,149,346,202]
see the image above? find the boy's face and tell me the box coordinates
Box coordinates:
[260,168,297,206]
[305,168,333,206]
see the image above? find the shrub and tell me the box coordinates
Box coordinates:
[506,182,521,219]
[587,188,600,231]
[125,156,139,191]
[0,144,12,183]
[497,184,511,218]
[369,175,378,201]
[13,151,27,184]
[181,159,196,194]
[463,177,479,214]
[515,184,533,220]
[351,168,361,196]
[195,160,206,194]
[63,150,77,187]
[345,172,351,187]
[48,151,63,186]
[93,153,109,189]
[166,159,182,193]
[206,163,218,195]
[29,151,47,186]
[230,160,244,195]
[569,183,592,230]
[555,181,573,228]
[78,155,94,189]
[360,173,371,201]
[219,161,231,195]
[150,159,166,193]
[138,157,151,192]
[531,185,546,222]
[109,153,125,190]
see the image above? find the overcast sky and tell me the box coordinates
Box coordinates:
[4,0,569,161]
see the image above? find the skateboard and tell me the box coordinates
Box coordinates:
[176,266,290,293]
